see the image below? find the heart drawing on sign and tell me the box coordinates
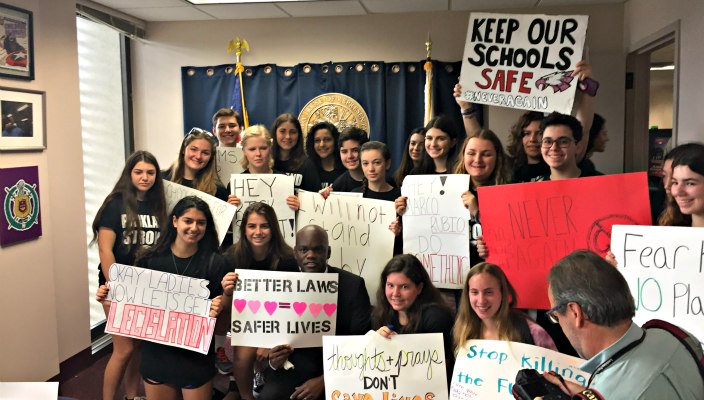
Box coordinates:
[292,302,307,316]
[323,303,337,317]
[248,300,261,314]
[233,299,246,313]
[308,303,322,317]
[264,301,278,315]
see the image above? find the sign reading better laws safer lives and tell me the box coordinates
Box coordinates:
[459,13,588,114]
[231,269,338,348]
[479,173,651,309]
[163,179,238,245]
[451,340,588,399]
[297,190,396,302]
[105,264,215,354]
[324,332,448,400]
[611,225,704,343]
[230,174,296,247]
[402,174,472,290]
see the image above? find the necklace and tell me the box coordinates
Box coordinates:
[171,252,194,276]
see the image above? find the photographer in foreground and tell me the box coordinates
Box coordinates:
[542,250,703,399]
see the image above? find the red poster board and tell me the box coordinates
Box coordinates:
[478,173,651,309]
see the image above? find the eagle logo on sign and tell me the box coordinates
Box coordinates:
[4,179,40,231]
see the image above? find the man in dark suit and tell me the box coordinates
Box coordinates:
[259,225,371,400]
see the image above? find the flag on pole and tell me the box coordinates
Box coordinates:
[423,33,434,126]
[228,37,250,129]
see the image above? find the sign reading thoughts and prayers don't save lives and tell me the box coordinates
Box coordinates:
[230,174,296,247]
[163,179,238,245]
[459,13,589,114]
[611,225,704,343]
[324,332,448,400]
[105,264,216,354]
[231,269,339,348]
[402,174,472,290]
[451,340,588,399]
[297,190,396,302]
[478,173,651,309]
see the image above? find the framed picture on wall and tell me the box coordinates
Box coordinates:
[0,3,34,80]
[0,87,45,151]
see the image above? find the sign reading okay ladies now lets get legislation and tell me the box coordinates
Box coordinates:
[105,264,216,354]
[478,173,651,309]
[297,190,396,302]
[611,225,704,343]
[230,173,296,247]
[163,179,238,245]
[451,340,588,399]
[323,332,448,400]
[230,269,338,348]
[402,174,472,290]
[459,12,588,114]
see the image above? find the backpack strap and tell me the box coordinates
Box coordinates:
[642,319,704,381]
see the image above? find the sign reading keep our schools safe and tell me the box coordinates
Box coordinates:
[459,13,589,114]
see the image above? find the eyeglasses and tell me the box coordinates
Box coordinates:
[541,136,574,148]
[545,302,572,324]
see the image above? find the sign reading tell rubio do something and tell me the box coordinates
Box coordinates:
[459,13,588,114]
[611,225,704,343]
[451,340,588,399]
[105,264,216,354]
[324,332,448,400]
[230,269,338,348]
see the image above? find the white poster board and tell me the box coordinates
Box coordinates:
[105,264,216,354]
[323,332,448,400]
[458,13,589,114]
[216,146,244,186]
[611,224,704,343]
[230,173,296,247]
[231,269,339,348]
[402,175,471,289]
[163,179,238,245]
[451,340,588,399]
[297,190,396,301]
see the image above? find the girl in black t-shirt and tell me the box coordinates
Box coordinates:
[91,150,166,400]
[393,127,426,187]
[270,113,321,192]
[163,127,228,201]
[220,202,298,398]
[305,121,345,189]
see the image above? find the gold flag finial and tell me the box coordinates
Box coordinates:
[227,37,250,63]
[425,32,432,59]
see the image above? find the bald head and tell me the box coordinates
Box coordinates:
[294,225,331,273]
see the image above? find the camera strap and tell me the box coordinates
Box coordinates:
[586,329,647,388]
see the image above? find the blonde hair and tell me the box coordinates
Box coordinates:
[240,124,274,171]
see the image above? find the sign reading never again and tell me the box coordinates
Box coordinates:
[459,13,588,113]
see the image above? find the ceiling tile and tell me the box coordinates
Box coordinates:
[451,0,536,11]
[120,6,215,21]
[195,3,289,19]
[277,1,367,17]
[539,0,626,5]
[361,0,448,14]
[91,0,182,9]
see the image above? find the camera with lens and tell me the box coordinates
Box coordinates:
[512,369,571,400]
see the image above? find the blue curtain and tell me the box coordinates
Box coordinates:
[181,60,482,170]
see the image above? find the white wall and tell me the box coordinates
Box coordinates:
[132,3,626,174]
[0,0,90,381]
[624,0,704,144]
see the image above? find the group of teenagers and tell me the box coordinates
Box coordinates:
[91,60,704,400]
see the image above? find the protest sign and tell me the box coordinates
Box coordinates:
[297,190,396,301]
[163,179,238,245]
[230,269,338,348]
[105,264,215,354]
[611,225,704,342]
[324,332,448,400]
[401,175,472,290]
[216,146,244,187]
[230,173,296,247]
[451,340,587,399]
[459,13,589,114]
[478,173,651,309]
